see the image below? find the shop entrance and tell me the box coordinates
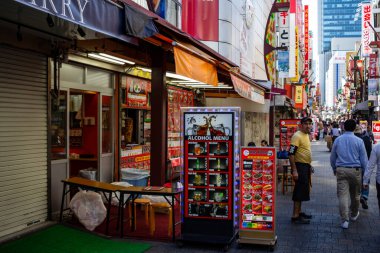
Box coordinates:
[50,62,115,215]
[68,91,99,179]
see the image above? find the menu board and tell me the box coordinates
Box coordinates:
[183,111,234,220]
[240,147,276,231]
[279,119,301,152]
[168,86,193,132]
[124,76,151,109]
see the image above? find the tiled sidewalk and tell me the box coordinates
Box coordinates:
[146,142,380,252]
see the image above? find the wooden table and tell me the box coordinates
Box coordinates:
[118,186,183,241]
[60,177,120,235]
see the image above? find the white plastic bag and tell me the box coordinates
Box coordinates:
[69,190,107,231]
[110,181,132,205]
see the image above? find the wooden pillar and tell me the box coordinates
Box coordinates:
[150,48,167,186]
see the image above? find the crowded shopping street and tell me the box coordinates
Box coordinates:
[145,141,380,253]
[2,0,380,252]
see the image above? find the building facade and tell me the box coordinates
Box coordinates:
[319,0,362,53]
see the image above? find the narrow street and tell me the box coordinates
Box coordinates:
[146,141,380,253]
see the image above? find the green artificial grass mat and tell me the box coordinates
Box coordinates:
[0,224,151,253]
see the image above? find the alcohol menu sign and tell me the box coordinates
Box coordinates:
[240,147,276,231]
[183,111,234,220]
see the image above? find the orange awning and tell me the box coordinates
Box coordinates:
[174,47,218,86]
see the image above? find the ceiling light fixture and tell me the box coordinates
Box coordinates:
[99,53,135,65]
[88,53,135,65]
[166,72,195,81]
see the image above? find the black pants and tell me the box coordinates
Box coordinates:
[377,182,380,214]
[292,162,311,202]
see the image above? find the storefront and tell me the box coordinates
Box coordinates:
[0,0,263,238]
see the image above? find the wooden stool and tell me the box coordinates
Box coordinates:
[129,198,151,229]
[149,202,172,236]
[282,165,294,194]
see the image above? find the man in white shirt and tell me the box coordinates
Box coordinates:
[363,144,380,214]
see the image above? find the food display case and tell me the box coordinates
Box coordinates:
[180,107,241,248]
[238,147,277,249]
[279,119,301,152]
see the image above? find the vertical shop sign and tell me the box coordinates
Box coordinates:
[278,10,290,78]
[362,3,373,57]
[295,85,303,104]
[288,0,296,78]
[303,5,309,84]
[240,147,277,232]
[368,79,379,101]
[369,53,379,78]
[372,121,380,143]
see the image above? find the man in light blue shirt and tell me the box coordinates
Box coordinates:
[330,119,368,229]
[363,143,380,215]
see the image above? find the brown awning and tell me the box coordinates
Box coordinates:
[230,73,265,104]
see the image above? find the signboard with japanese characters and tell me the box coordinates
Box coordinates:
[362,3,373,57]
[369,53,379,78]
[303,5,309,84]
[278,10,289,78]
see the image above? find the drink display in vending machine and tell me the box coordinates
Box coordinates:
[238,147,277,249]
[180,107,241,248]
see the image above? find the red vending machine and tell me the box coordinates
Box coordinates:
[180,107,241,249]
[238,147,277,249]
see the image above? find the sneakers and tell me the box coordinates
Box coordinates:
[350,211,360,221]
[360,198,368,209]
[291,216,311,224]
[341,220,349,229]
[299,212,312,219]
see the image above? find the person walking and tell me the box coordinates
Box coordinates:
[358,126,372,209]
[330,123,341,144]
[260,140,268,147]
[330,119,368,229]
[363,143,380,215]
[289,117,313,224]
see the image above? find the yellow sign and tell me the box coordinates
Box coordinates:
[290,27,299,83]
[295,85,303,103]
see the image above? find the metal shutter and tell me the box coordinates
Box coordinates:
[0,45,48,237]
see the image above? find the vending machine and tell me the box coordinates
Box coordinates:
[238,146,277,249]
[180,107,241,248]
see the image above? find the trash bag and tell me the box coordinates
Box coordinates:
[69,190,107,231]
[109,181,132,205]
